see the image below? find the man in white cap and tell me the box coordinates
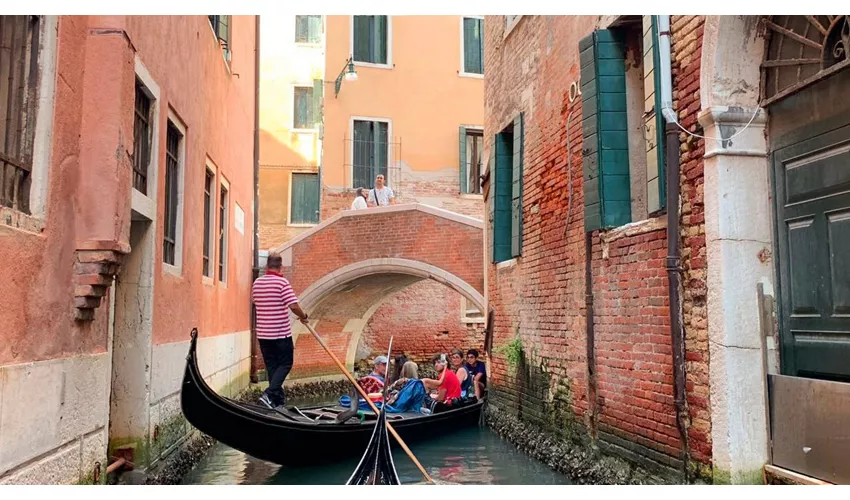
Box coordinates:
[358,355,388,395]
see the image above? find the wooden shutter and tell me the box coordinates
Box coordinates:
[646,16,666,212]
[488,142,497,262]
[459,127,468,194]
[295,16,308,43]
[353,16,372,62]
[511,113,524,257]
[293,87,313,129]
[463,18,483,74]
[352,120,372,188]
[375,16,388,64]
[493,132,513,263]
[579,29,631,231]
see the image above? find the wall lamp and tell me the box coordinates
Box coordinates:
[333,56,358,98]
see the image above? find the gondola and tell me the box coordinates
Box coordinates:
[346,342,401,485]
[180,329,484,467]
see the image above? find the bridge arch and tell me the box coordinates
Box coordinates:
[265,204,485,381]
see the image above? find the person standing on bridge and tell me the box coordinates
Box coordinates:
[252,252,309,410]
[367,174,395,207]
[350,187,368,210]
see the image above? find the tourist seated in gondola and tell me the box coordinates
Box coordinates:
[358,355,388,398]
[385,360,419,405]
[465,349,487,400]
[421,353,461,404]
[450,349,473,398]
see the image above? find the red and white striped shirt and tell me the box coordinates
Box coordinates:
[252,271,299,340]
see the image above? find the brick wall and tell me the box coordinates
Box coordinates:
[266,206,486,382]
[361,280,485,363]
[483,15,710,476]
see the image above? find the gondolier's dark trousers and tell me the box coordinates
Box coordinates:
[259,336,294,406]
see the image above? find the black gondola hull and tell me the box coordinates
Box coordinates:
[180,331,484,467]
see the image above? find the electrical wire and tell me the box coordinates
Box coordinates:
[662,104,761,143]
[563,103,577,240]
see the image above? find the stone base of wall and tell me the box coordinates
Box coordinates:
[0,353,110,485]
[485,403,683,485]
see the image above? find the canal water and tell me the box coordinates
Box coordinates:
[182,426,572,485]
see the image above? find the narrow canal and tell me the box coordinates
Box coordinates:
[182,425,571,485]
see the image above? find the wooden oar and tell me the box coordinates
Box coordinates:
[303,322,435,484]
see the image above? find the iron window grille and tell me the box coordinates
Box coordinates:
[208,15,231,57]
[218,184,228,282]
[0,15,41,214]
[203,170,213,277]
[133,80,152,195]
[163,122,181,265]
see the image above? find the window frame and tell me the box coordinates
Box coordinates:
[349,15,393,69]
[287,170,320,227]
[460,296,486,324]
[295,15,322,46]
[348,115,393,189]
[459,16,485,79]
[505,15,523,38]
[0,16,58,226]
[460,126,484,196]
[218,176,230,285]
[202,160,216,282]
[131,56,160,222]
[207,15,232,69]
[162,110,187,275]
[292,85,317,131]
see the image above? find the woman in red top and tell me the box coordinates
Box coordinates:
[423,354,461,402]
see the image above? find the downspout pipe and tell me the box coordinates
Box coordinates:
[657,14,690,482]
[250,14,261,383]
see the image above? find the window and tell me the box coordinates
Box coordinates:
[352,119,389,189]
[489,114,524,263]
[218,182,229,283]
[290,173,319,225]
[208,15,231,59]
[163,121,183,266]
[203,168,214,278]
[133,80,153,195]
[459,127,483,194]
[0,15,40,214]
[462,17,484,75]
[461,297,485,323]
[352,16,389,65]
[293,86,314,130]
[295,15,322,44]
[579,16,666,232]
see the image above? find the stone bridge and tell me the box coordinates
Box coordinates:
[265,204,485,382]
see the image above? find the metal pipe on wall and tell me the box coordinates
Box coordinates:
[250,14,261,383]
[657,14,691,481]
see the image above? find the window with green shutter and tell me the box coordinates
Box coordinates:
[459,127,483,194]
[295,15,322,44]
[579,19,667,232]
[580,29,631,231]
[490,115,523,263]
[353,16,389,65]
[290,173,320,225]
[462,17,484,75]
[293,87,314,130]
[352,120,389,189]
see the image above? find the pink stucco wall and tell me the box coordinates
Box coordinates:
[0,15,256,365]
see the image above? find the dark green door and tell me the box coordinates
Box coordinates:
[291,173,319,224]
[774,123,850,382]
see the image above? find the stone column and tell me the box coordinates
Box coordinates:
[699,105,771,484]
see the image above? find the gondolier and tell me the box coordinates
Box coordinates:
[252,252,309,410]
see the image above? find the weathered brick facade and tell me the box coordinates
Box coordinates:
[313,177,486,375]
[260,205,485,379]
[484,15,710,479]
